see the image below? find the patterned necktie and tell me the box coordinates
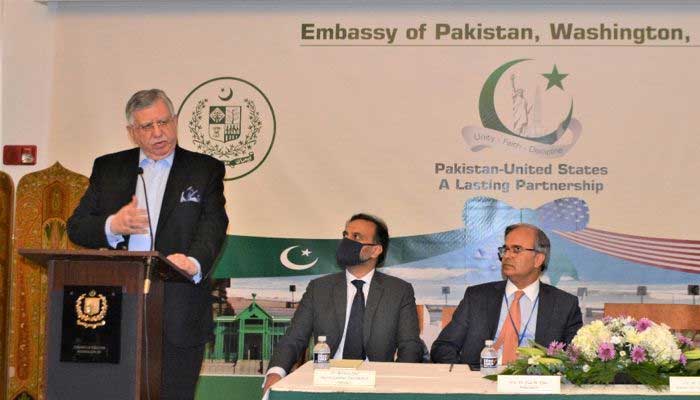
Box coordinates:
[343,279,366,360]
[495,290,525,365]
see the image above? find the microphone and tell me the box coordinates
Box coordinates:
[137,167,156,294]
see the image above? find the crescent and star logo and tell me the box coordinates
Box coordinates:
[178,77,276,180]
[462,59,583,158]
[280,245,319,271]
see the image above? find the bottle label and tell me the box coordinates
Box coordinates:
[314,352,330,363]
[481,356,498,369]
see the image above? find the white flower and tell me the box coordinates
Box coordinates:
[637,324,681,363]
[582,364,590,373]
[671,348,682,361]
[528,356,541,365]
[571,320,612,361]
[571,317,683,366]
[624,327,642,346]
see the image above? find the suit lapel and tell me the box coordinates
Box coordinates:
[156,146,187,235]
[123,149,140,202]
[363,271,384,349]
[535,283,553,344]
[332,274,347,350]
[487,281,507,339]
[120,149,141,247]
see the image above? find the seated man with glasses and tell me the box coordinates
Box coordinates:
[431,223,582,369]
[263,213,423,396]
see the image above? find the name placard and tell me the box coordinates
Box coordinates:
[329,359,364,369]
[670,377,700,393]
[313,368,376,387]
[497,375,561,394]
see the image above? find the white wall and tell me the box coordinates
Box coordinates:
[0,0,54,184]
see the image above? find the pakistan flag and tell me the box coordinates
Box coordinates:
[212,230,467,278]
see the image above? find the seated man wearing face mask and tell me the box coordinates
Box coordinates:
[262,213,423,394]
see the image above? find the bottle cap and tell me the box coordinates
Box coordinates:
[318,335,327,342]
[485,339,494,346]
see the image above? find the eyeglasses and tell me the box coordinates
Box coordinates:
[134,116,174,133]
[497,245,537,258]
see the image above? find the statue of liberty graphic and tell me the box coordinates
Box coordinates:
[510,74,534,136]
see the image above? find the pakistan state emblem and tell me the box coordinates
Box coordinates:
[179,77,276,180]
[75,290,108,329]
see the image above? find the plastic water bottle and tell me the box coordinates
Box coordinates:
[480,340,498,376]
[313,335,331,369]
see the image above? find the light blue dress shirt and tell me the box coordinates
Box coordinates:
[493,279,540,347]
[104,150,201,282]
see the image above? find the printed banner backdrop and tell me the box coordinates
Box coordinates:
[48,3,700,318]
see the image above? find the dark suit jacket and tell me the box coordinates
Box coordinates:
[67,146,228,346]
[269,271,423,372]
[430,280,582,367]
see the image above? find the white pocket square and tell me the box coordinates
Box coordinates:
[180,186,201,203]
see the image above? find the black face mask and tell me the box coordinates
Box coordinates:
[336,237,376,268]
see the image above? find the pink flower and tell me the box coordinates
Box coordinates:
[547,341,566,356]
[598,342,615,361]
[677,335,693,347]
[567,345,580,362]
[680,354,688,366]
[631,346,646,364]
[635,318,652,332]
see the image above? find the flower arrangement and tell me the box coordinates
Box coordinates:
[487,316,700,389]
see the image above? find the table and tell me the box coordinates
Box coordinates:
[269,361,700,399]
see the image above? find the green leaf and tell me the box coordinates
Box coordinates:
[517,347,545,357]
[684,349,700,360]
[567,361,617,385]
[686,360,700,375]
[539,357,564,366]
[627,363,668,390]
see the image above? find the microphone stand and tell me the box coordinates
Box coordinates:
[137,167,156,295]
[137,166,155,400]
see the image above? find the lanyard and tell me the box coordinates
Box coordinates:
[502,293,539,346]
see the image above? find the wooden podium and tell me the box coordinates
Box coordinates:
[20,248,190,400]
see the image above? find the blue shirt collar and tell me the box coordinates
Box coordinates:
[505,279,540,302]
[139,149,175,168]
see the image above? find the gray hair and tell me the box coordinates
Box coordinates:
[125,89,175,124]
[504,223,551,272]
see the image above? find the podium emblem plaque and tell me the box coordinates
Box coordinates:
[60,285,122,363]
